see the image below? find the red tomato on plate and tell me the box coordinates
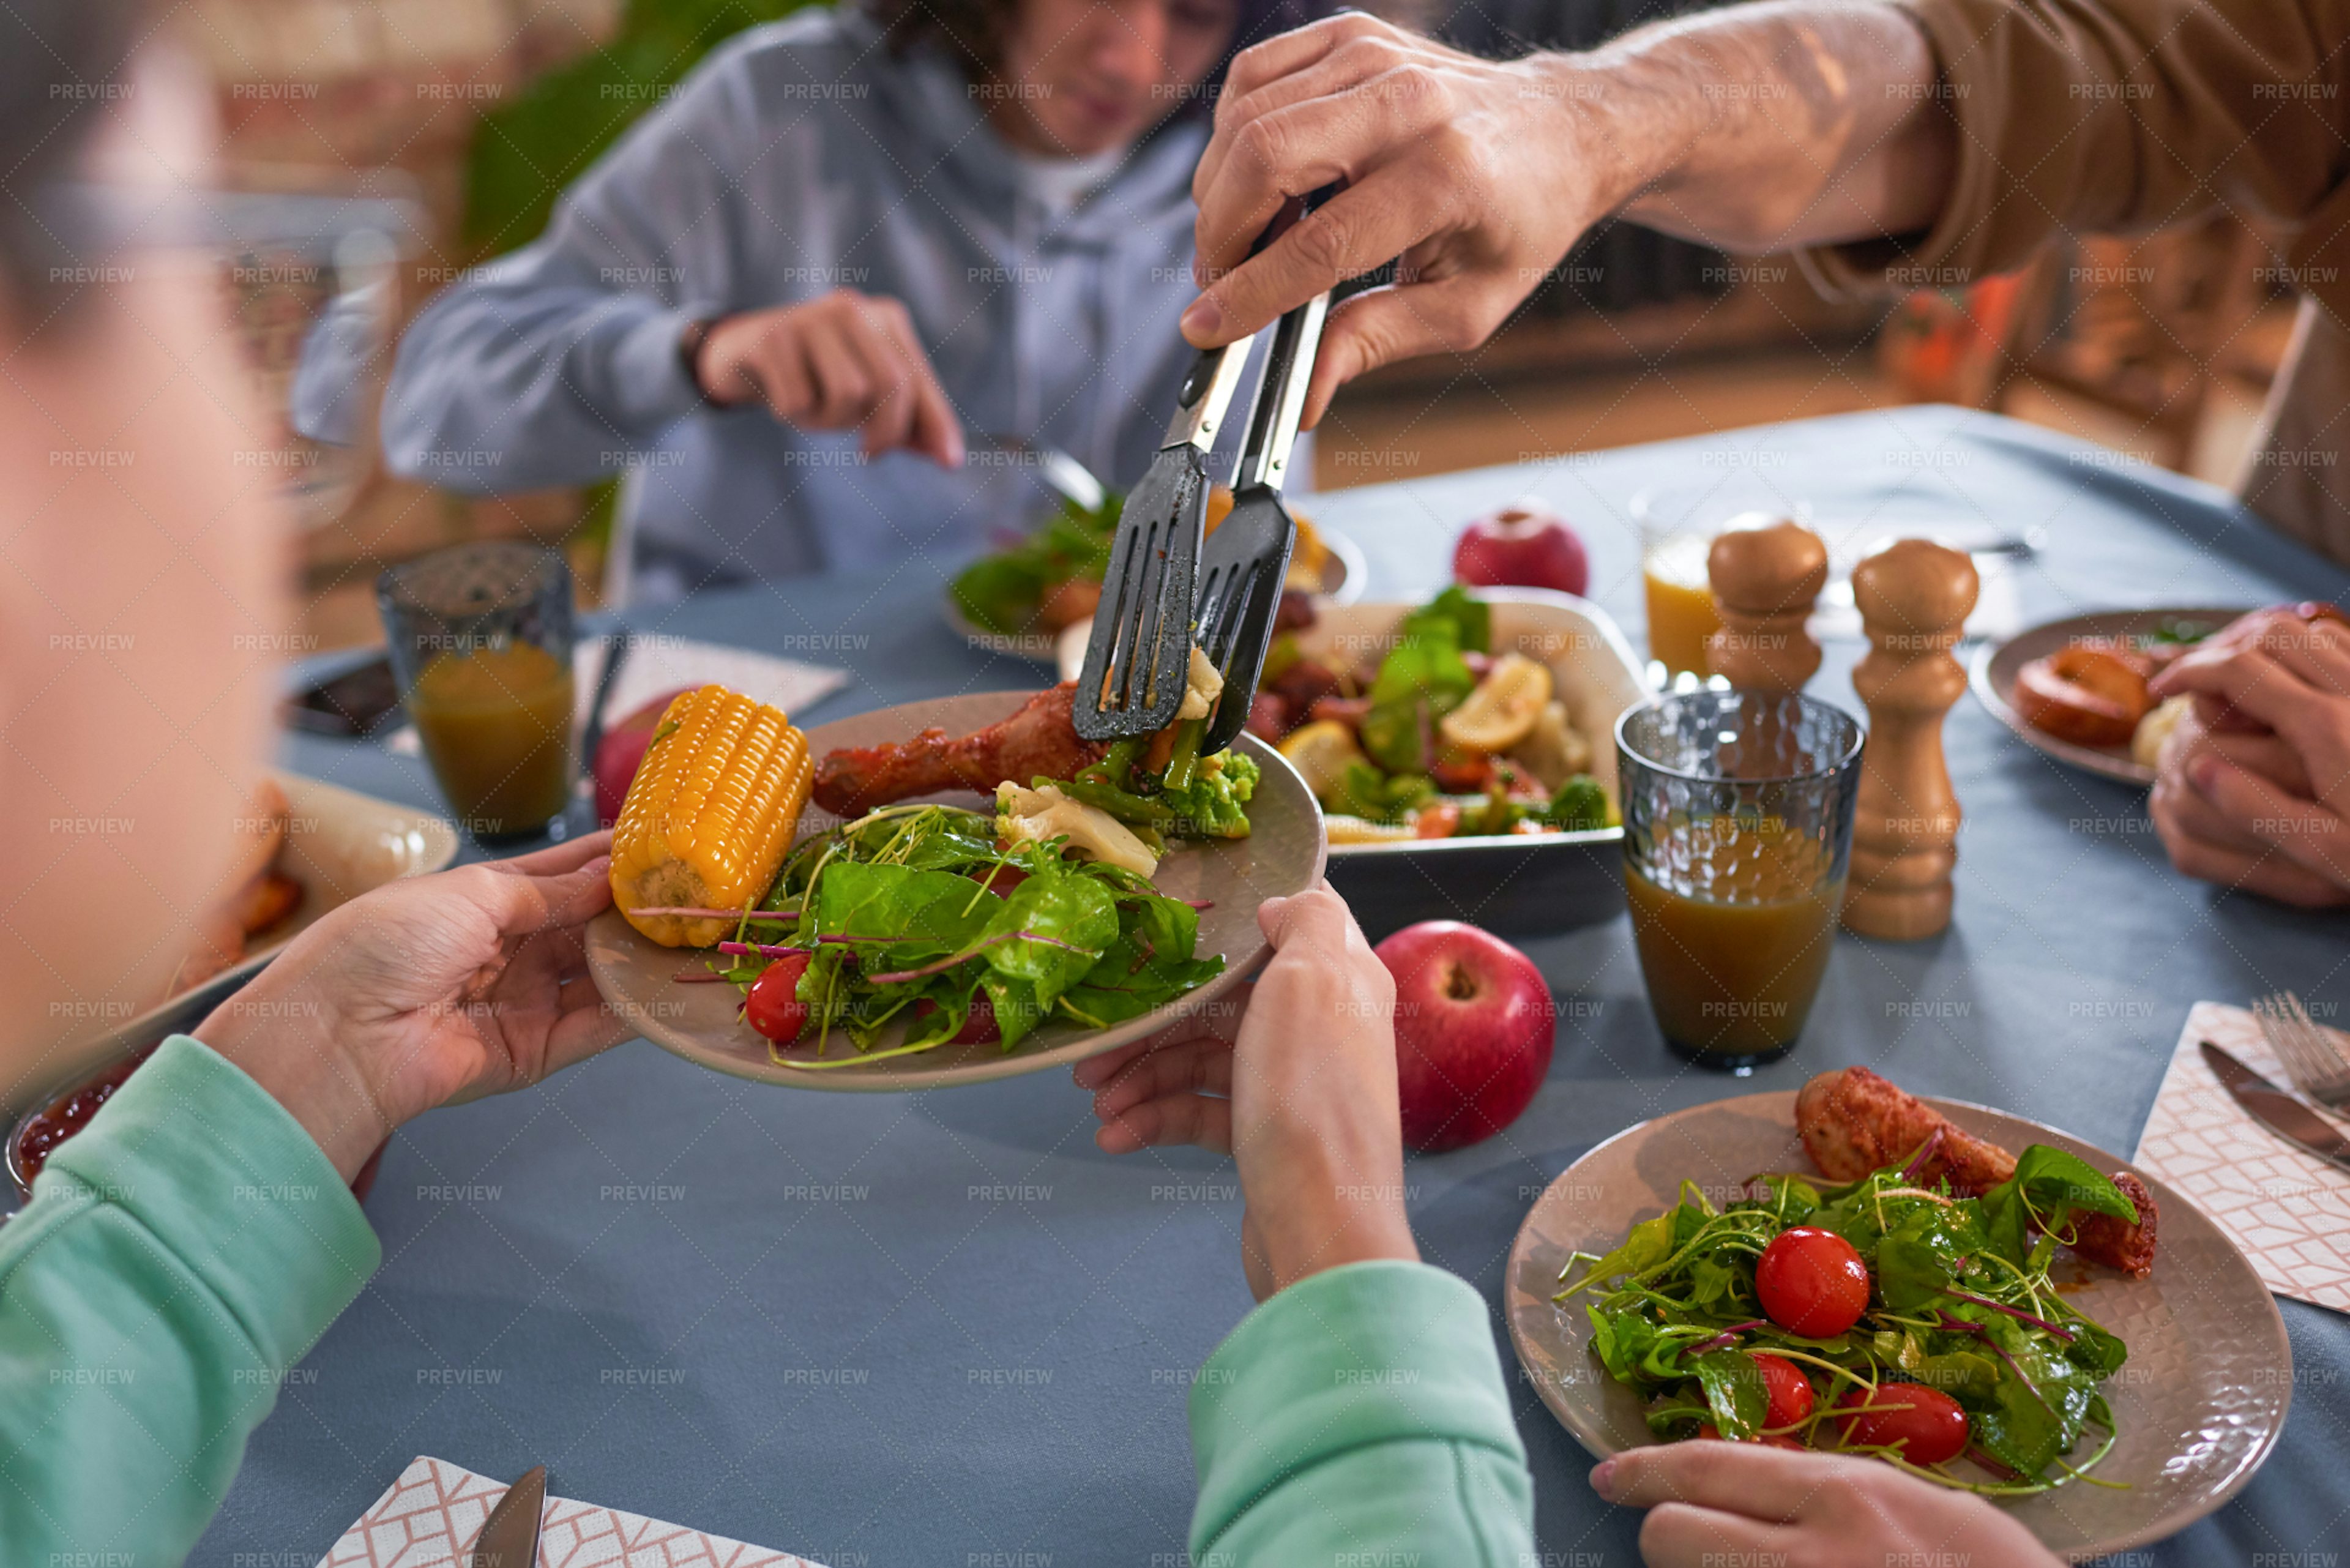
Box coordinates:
[1830,1384,1969,1465]
[1755,1226,1871,1337]
[1751,1353,1815,1430]
[746,952,813,1042]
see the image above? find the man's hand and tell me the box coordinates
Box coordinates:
[1182,7,1951,425]
[2149,609,2350,905]
[1592,1442,2061,1568]
[696,289,964,466]
[1073,884,1417,1300]
[1183,16,1612,427]
[198,834,632,1181]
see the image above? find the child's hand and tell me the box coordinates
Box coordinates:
[1075,884,1417,1299]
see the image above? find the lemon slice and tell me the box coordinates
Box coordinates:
[1278,719,1369,800]
[1438,652,1553,754]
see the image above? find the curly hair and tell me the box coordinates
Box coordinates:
[864,0,1326,115]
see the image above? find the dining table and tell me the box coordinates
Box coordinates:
[198,404,2350,1568]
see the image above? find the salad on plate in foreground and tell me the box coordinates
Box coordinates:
[608,681,1256,1069]
[1559,1068,2160,1495]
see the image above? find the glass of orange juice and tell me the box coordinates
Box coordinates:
[1632,488,1814,682]
[378,543,578,842]
[1616,690,1863,1071]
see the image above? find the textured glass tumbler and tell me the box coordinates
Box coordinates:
[1616,690,1865,1070]
[378,543,576,842]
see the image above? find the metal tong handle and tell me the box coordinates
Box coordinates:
[1160,337,1260,454]
[1234,289,1330,495]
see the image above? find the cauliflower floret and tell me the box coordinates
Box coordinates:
[996,782,1160,877]
[1174,644,1225,722]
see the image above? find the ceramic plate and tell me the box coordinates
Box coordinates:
[586,691,1327,1091]
[1970,607,2247,786]
[944,522,1368,663]
[1506,1091,2291,1560]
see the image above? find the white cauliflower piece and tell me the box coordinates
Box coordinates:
[1174,644,1225,722]
[995,782,1160,878]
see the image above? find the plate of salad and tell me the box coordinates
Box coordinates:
[946,489,1365,660]
[587,691,1326,1091]
[1505,1089,2289,1558]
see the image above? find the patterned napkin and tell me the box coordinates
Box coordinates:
[318,1455,824,1567]
[2132,1001,2350,1312]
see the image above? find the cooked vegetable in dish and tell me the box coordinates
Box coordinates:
[1558,1138,2146,1493]
[1253,586,1613,843]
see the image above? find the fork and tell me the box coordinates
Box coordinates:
[2253,991,2350,1108]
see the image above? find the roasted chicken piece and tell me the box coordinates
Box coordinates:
[1796,1067,2158,1277]
[813,682,1108,818]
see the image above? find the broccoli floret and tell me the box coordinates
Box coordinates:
[1544,774,1610,833]
[1158,750,1261,838]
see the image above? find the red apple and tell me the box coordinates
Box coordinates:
[594,687,694,827]
[1376,920,1556,1152]
[1453,505,1588,597]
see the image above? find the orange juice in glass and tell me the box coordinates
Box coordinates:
[378,543,577,842]
[1634,489,1811,680]
[1616,690,1864,1070]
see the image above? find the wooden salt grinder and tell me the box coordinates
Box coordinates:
[1842,539,1979,940]
[1704,517,1828,692]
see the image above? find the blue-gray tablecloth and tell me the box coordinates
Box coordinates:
[198,406,2350,1567]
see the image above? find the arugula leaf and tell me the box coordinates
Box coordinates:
[979,868,1119,1016]
[1688,1350,1770,1439]
[1562,1211,1676,1297]
[815,861,1000,968]
[1058,894,1225,1026]
[1361,620,1475,774]
[1874,1202,1987,1313]
[1980,1146,2139,1264]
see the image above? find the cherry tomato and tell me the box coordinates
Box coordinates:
[1830,1383,1969,1465]
[1751,1353,1815,1430]
[1431,752,1493,793]
[745,952,813,1042]
[1755,1226,1871,1338]
[1413,803,1463,839]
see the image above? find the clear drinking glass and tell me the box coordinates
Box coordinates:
[1631,484,1817,682]
[378,543,577,842]
[1616,690,1864,1071]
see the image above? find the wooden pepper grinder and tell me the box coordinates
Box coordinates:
[1842,539,1979,940]
[1704,516,1828,691]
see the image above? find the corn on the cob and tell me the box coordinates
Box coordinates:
[610,685,813,947]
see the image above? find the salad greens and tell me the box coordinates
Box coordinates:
[711,804,1222,1067]
[1559,1144,2140,1493]
[1360,586,1487,774]
[949,491,1121,637]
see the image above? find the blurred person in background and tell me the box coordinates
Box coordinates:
[380,0,1316,599]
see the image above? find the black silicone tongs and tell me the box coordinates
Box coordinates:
[1192,283,1330,756]
[1070,330,1259,741]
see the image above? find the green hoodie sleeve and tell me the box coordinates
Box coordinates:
[1188,1259,1536,1567]
[0,1034,380,1562]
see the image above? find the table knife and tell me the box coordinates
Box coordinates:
[467,1464,546,1568]
[2200,1040,2350,1178]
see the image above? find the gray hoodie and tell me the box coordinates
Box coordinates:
[380,6,1239,582]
